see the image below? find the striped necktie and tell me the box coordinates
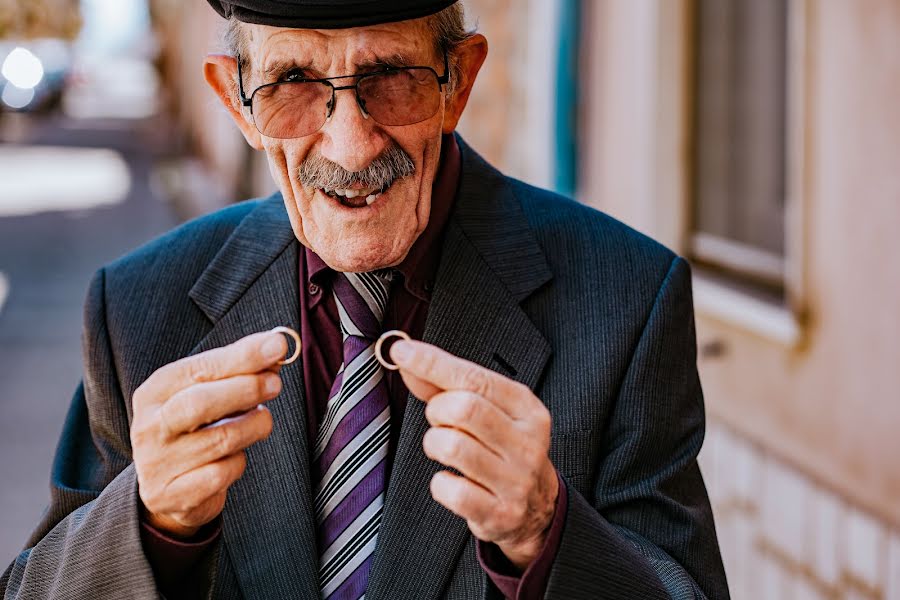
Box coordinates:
[313,269,394,600]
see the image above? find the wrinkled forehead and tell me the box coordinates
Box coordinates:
[243,20,438,77]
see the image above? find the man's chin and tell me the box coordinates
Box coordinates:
[313,240,410,273]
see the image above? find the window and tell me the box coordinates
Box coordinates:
[690,0,790,298]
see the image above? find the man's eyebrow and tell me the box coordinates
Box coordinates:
[262,59,317,81]
[260,52,419,82]
[355,53,417,71]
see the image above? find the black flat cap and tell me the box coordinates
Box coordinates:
[206,0,459,29]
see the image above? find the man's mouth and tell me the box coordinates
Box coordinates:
[322,184,390,208]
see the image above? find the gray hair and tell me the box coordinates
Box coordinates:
[298,142,416,191]
[223,2,474,94]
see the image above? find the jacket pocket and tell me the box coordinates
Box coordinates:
[549,428,594,494]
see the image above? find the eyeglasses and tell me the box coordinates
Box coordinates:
[237,54,450,139]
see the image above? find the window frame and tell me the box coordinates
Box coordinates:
[677,0,811,346]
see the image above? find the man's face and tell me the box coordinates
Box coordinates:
[236,20,455,272]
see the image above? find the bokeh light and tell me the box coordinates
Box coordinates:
[1,47,45,90]
[1,82,36,109]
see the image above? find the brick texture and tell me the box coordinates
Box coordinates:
[703,419,899,600]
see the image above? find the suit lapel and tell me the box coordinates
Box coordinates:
[189,197,320,599]
[366,142,554,599]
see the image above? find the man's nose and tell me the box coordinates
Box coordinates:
[318,87,387,173]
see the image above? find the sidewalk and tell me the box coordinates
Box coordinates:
[0,115,184,563]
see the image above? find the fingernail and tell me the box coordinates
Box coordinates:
[391,341,412,364]
[262,334,284,360]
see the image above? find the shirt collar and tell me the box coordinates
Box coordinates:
[306,133,462,303]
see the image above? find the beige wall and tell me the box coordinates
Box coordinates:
[453,0,558,190]
[706,0,900,530]
[152,0,262,202]
[582,0,900,531]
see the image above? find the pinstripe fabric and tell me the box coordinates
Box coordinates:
[314,270,393,599]
[2,137,728,600]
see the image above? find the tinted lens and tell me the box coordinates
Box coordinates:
[252,81,332,139]
[358,68,441,126]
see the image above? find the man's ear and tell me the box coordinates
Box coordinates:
[442,34,488,134]
[203,54,264,150]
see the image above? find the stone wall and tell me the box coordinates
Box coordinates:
[701,421,900,599]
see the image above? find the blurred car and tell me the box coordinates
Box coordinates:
[0,38,73,114]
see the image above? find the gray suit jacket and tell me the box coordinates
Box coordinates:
[2,140,728,599]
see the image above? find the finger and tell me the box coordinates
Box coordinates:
[397,369,443,402]
[137,330,289,410]
[157,452,248,516]
[168,405,273,475]
[159,371,282,436]
[430,470,496,531]
[423,427,510,494]
[390,340,529,419]
[424,390,518,458]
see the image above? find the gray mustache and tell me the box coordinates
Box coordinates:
[297,144,416,191]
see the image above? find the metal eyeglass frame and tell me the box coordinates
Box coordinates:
[236,53,451,133]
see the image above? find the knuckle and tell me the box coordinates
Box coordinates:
[213,426,239,456]
[512,381,531,397]
[163,397,196,436]
[420,350,440,380]
[244,339,269,367]
[186,356,215,383]
[211,455,245,491]
[130,419,152,448]
[137,479,156,506]
[445,435,466,462]
[180,394,206,429]
[143,482,170,513]
[208,465,231,491]
[456,393,480,423]
[132,383,149,411]
[533,404,552,429]
[253,374,268,398]
[463,369,492,397]
[157,399,182,436]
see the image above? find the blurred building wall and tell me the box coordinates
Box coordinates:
[151,0,271,209]
[454,0,559,190]
[581,1,900,598]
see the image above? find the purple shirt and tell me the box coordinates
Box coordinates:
[141,134,567,599]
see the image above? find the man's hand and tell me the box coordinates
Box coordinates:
[390,340,559,571]
[130,331,288,538]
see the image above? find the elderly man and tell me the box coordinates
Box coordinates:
[2,1,728,599]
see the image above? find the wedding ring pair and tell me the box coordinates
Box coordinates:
[270,327,410,371]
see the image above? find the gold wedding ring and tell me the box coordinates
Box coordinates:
[270,326,302,365]
[375,330,411,371]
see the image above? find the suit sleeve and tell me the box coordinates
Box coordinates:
[0,268,192,599]
[544,257,729,600]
